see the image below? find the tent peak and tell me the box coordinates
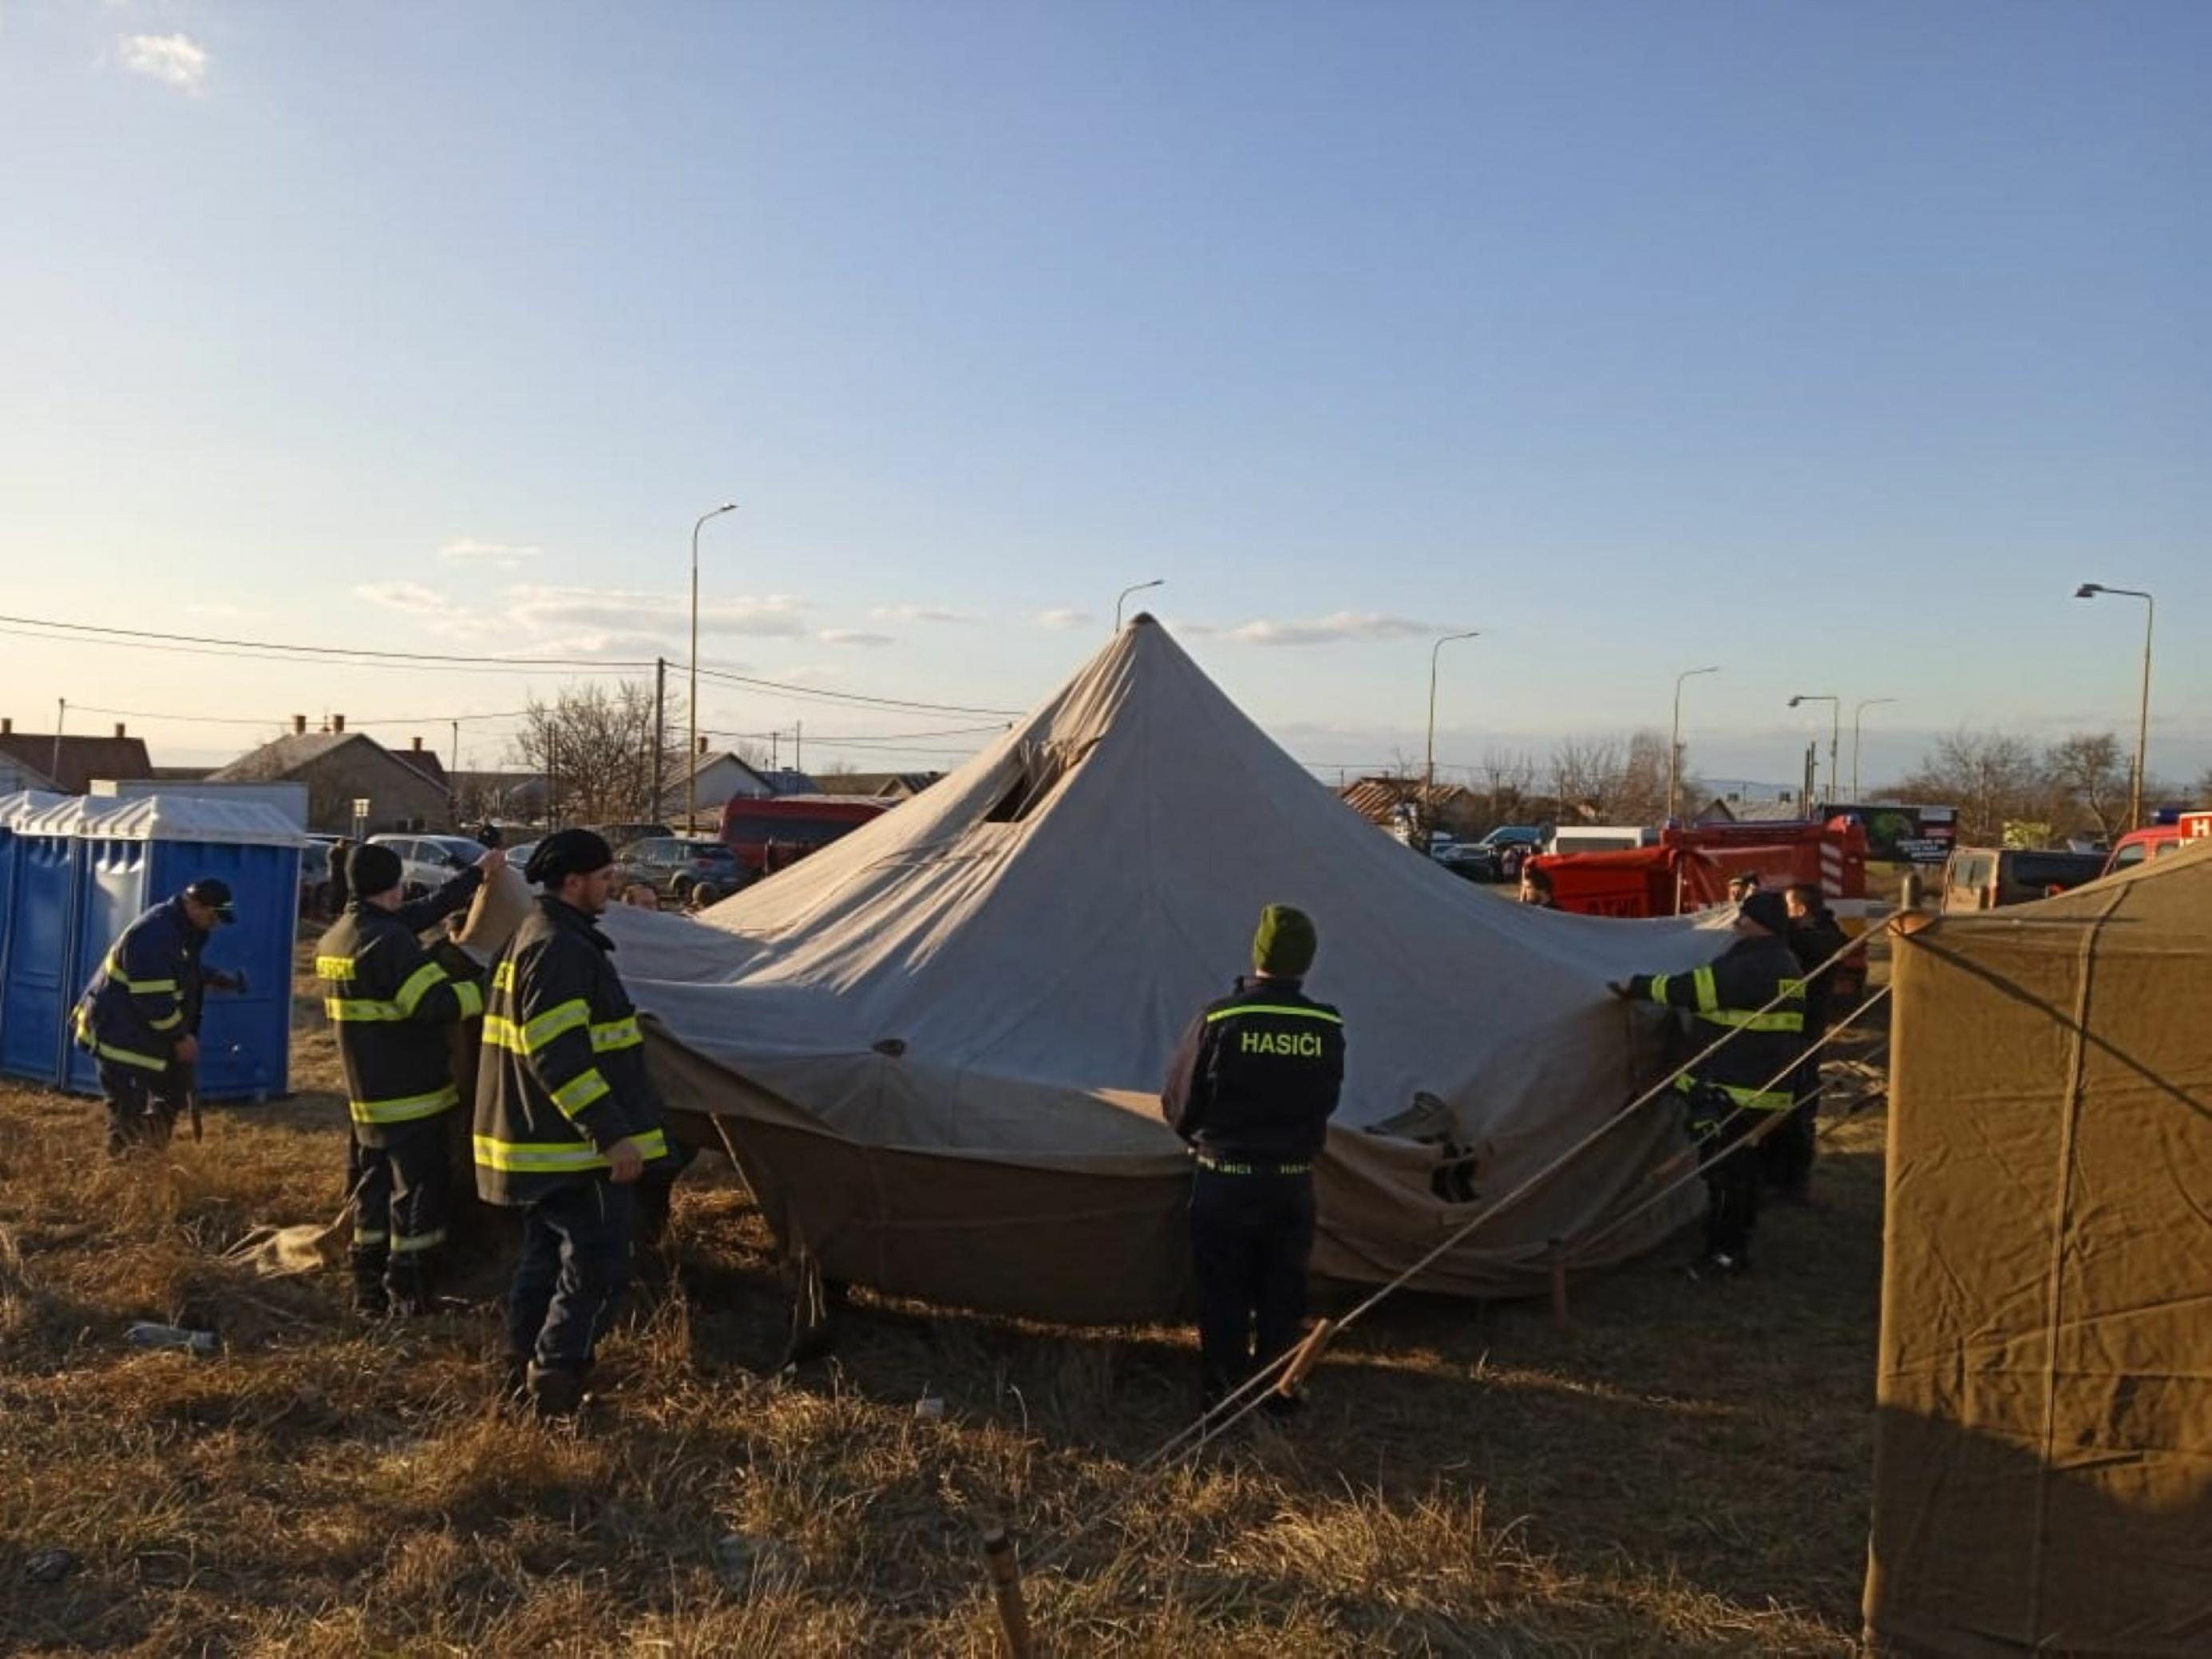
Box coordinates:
[1126,611,1159,628]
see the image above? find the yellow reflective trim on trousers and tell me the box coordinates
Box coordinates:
[394,961,449,1017]
[105,952,177,995]
[348,1087,458,1126]
[315,955,357,980]
[473,1127,669,1174]
[1203,1004,1342,1025]
[391,1227,447,1255]
[1674,1075,1795,1111]
[76,1008,171,1072]
[551,1068,611,1116]
[353,1227,388,1246]
[590,1016,642,1052]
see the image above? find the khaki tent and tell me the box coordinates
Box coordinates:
[614,618,1733,1321]
[1866,842,2212,1654]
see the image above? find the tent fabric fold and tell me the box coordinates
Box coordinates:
[613,620,1737,1319]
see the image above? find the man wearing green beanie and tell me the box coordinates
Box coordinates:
[1161,904,1346,1414]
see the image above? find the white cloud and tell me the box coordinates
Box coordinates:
[1035,607,1093,631]
[1161,617,1218,638]
[352,582,451,615]
[818,629,896,647]
[871,604,977,625]
[120,33,208,93]
[1224,612,1443,647]
[440,538,542,565]
[503,586,806,639]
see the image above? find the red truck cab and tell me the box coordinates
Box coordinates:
[2103,811,2212,878]
[718,794,891,877]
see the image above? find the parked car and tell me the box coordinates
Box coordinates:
[366,833,493,901]
[589,822,673,851]
[617,837,748,909]
[2102,811,2211,877]
[719,795,891,877]
[300,836,336,916]
[1940,846,2109,913]
[1454,826,1547,882]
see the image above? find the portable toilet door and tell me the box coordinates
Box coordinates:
[144,825,299,1103]
[53,796,302,1104]
[0,815,86,1085]
[61,825,160,1095]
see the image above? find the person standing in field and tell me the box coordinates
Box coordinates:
[1161,905,1346,1414]
[1769,882,1851,1202]
[317,841,497,1315]
[477,830,671,1419]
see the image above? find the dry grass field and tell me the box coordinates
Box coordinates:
[0,944,1890,1656]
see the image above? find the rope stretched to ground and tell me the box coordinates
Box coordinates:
[1017,910,1900,1580]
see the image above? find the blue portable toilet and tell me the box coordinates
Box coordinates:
[0,790,67,1073]
[0,794,303,1102]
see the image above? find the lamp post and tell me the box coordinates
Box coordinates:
[1850,697,1897,803]
[1114,578,1164,632]
[1423,631,1481,831]
[1787,694,1841,808]
[688,501,738,828]
[1668,666,1719,824]
[2075,583,2156,830]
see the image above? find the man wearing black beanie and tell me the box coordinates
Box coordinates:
[1161,904,1346,1415]
[479,827,673,1417]
[1609,889,1808,1276]
[317,838,501,1314]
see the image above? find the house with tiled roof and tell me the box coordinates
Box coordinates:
[0,718,154,794]
[211,716,453,833]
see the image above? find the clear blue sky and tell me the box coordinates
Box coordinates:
[2,1,2206,793]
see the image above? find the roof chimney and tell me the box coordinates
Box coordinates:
[697,735,709,755]
[412,735,423,751]
[114,722,127,739]
[332,714,346,733]
[2,718,10,735]
[293,715,307,735]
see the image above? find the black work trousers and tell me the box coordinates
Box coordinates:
[348,1119,453,1274]
[1691,1097,1779,1263]
[506,1178,636,1376]
[98,1061,187,1152]
[1189,1166,1316,1403]
[1759,1064,1819,1197]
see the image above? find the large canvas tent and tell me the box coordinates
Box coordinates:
[1865,843,2212,1654]
[613,618,1733,1321]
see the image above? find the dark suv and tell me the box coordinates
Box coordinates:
[616,837,747,909]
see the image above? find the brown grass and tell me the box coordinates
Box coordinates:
[0,943,1888,1655]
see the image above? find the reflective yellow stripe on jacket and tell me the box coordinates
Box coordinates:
[473,1128,670,1174]
[348,1086,460,1126]
[104,950,178,996]
[74,1007,169,1072]
[1204,1004,1343,1025]
[482,1001,635,1056]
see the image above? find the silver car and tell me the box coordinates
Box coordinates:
[366,833,490,900]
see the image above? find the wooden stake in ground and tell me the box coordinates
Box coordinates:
[981,1526,1036,1658]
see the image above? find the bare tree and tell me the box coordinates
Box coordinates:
[1549,735,1626,822]
[2042,732,2131,843]
[1895,728,2044,845]
[508,682,680,826]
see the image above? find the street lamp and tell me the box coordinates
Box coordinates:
[689,501,738,828]
[2075,583,2156,830]
[1851,697,1898,804]
[1787,694,1842,808]
[1668,666,1719,824]
[1114,578,1164,632]
[1423,631,1481,821]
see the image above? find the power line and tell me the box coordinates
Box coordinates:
[688,662,1025,718]
[0,622,643,679]
[0,612,659,670]
[705,721,1009,744]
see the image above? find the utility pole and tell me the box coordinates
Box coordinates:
[794,720,803,774]
[651,655,667,823]
[52,697,65,786]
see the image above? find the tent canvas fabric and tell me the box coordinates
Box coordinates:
[611,619,1738,1321]
[1864,841,2212,1655]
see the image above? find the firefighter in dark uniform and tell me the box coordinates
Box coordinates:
[1161,905,1346,1412]
[477,830,671,1418]
[317,841,500,1315]
[1769,882,1852,1202]
[73,878,239,1155]
[1611,890,1806,1276]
